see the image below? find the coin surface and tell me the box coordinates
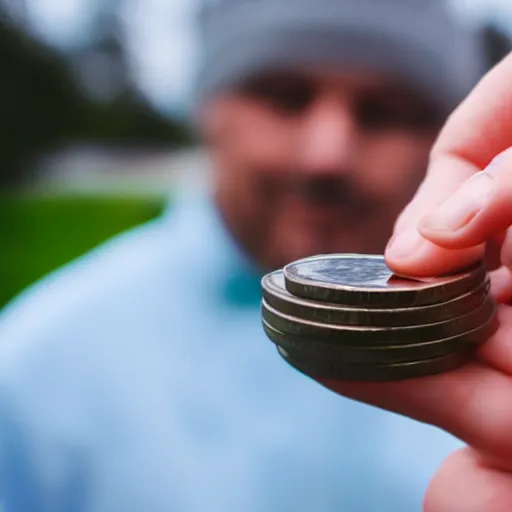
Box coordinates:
[276,345,474,381]
[262,315,497,364]
[261,296,496,345]
[263,270,491,327]
[283,254,486,307]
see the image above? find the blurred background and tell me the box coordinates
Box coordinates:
[1,0,512,310]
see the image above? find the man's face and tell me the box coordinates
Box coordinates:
[200,69,443,271]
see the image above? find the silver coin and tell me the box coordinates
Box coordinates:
[283,254,486,307]
[262,314,498,364]
[261,296,496,345]
[276,345,474,382]
[263,271,491,327]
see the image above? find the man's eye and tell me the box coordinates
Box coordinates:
[356,100,440,131]
[356,102,407,129]
[241,80,315,116]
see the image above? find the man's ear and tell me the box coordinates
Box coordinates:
[195,99,229,146]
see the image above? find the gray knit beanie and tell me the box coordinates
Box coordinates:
[195,0,486,113]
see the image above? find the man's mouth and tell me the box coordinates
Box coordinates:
[290,177,363,211]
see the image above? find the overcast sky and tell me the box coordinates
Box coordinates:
[24,0,512,113]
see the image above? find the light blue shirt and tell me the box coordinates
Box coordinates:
[0,197,463,512]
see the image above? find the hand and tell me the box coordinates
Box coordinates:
[320,53,512,512]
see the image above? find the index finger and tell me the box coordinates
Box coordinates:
[385,53,512,277]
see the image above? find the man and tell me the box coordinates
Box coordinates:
[0,1,487,511]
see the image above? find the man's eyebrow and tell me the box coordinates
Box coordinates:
[361,85,431,105]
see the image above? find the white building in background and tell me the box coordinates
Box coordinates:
[37,145,211,196]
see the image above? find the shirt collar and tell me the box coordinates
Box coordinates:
[163,195,263,309]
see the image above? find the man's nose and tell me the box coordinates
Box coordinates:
[296,96,358,173]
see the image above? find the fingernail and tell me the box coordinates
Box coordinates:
[486,155,503,172]
[386,229,425,259]
[420,172,496,232]
[486,151,509,173]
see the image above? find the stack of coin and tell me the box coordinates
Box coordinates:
[261,254,497,381]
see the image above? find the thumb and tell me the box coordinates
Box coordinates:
[419,147,512,249]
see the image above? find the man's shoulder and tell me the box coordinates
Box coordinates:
[0,197,239,387]
[0,207,197,348]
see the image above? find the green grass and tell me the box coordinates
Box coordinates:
[0,193,167,309]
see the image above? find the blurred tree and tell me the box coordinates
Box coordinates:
[71,0,133,104]
[69,0,192,147]
[0,3,193,188]
[0,8,83,186]
[1,0,29,26]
